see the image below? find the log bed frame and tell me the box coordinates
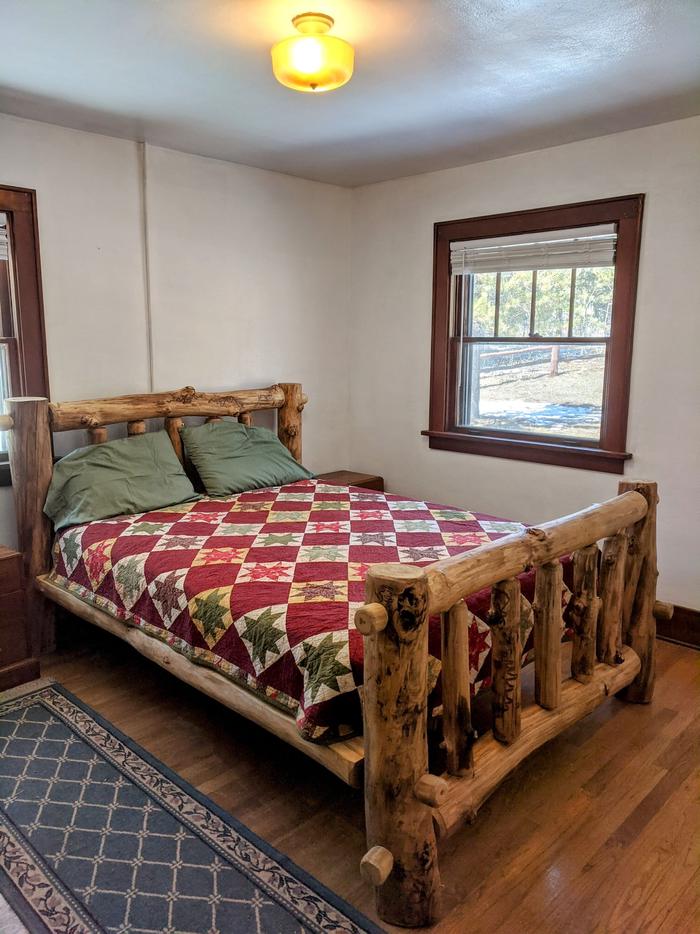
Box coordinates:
[1,383,667,928]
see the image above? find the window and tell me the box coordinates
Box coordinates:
[426,196,644,473]
[0,186,49,482]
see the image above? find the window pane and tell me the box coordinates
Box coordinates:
[469,273,496,336]
[572,266,614,337]
[498,271,532,337]
[0,343,10,453]
[534,268,571,337]
[461,342,606,441]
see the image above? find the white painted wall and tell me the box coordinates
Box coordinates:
[144,145,352,470]
[349,117,700,607]
[0,114,352,546]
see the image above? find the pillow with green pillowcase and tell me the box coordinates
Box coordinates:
[44,430,199,530]
[180,420,314,496]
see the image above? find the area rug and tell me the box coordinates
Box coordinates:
[0,680,381,933]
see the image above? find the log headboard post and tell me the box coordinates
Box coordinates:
[5,397,55,655]
[278,383,307,462]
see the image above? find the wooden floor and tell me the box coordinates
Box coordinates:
[41,618,700,934]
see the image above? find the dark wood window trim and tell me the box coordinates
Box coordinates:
[425,195,644,474]
[0,185,50,487]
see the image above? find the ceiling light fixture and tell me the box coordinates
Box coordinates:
[271,12,354,93]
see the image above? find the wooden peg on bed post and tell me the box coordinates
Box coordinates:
[617,480,658,703]
[5,397,56,656]
[358,563,441,928]
[277,383,305,462]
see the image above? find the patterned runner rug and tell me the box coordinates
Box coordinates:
[0,681,381,934]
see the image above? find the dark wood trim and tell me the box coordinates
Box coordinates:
[0,185,50,399]
[0,657,40,690]
[428,195,644,472]
[422,430,630,473]
[656,605,700,650]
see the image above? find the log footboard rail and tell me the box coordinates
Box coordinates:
[354,480,659,928]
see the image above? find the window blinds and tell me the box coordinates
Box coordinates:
[450,224,617,276]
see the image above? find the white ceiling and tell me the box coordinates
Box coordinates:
[2,0,699,187]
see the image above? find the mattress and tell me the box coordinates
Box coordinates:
[50,479,567,743]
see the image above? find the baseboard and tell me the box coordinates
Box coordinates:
[656,605,700,650]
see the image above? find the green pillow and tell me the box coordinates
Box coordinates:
[180,420,314,496]
[45,430,199,530]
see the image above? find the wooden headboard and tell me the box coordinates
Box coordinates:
[1,382,307,654]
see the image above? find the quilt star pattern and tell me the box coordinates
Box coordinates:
[51,479,568,743]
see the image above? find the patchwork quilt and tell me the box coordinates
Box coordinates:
[50,479,564,743]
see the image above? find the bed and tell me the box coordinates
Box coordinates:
[2,383,662,927]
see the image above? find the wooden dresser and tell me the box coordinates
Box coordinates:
[0,545,40,690]
[316,470,384,492]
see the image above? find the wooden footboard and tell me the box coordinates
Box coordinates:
[354,481,659,928]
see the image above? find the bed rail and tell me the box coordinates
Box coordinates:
[354,480,660,927]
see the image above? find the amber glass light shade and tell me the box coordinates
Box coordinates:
[271,13,354,93]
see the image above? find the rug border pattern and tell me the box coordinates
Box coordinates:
[0,682,381,934]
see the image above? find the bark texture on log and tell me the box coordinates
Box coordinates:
[87,426,108,445]
[127,420,146,436]
[533,560,563,710]
[597,532,628,665]
[49,384,285,429]
[426,491,647,614]
[565,544,601,684]
[277,383,305,462]
[5,397,55,654]
[618,480,658,703]
[360,563,441,927]
[489,578,522,745]
[440,600,474,775]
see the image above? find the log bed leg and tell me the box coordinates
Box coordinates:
[5,397,55,655]
[356,563,442,928]
[618,481,659,703]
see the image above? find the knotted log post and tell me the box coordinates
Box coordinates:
[356,563,442,927]
[533,560,563,710]
[489,577,522,744]
[618,480,658,702]
[597,531,628,665]
[164,416,184,463]
[278,383,306,462]
[5,397,55,655]
[565,544,601,684]
[440,599,474,775]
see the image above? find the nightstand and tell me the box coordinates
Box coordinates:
[0,545,40,690]
[316,470,384,492]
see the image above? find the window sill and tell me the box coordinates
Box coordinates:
[421,430,632,474]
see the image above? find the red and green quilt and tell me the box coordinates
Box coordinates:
[50,479,563,743]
